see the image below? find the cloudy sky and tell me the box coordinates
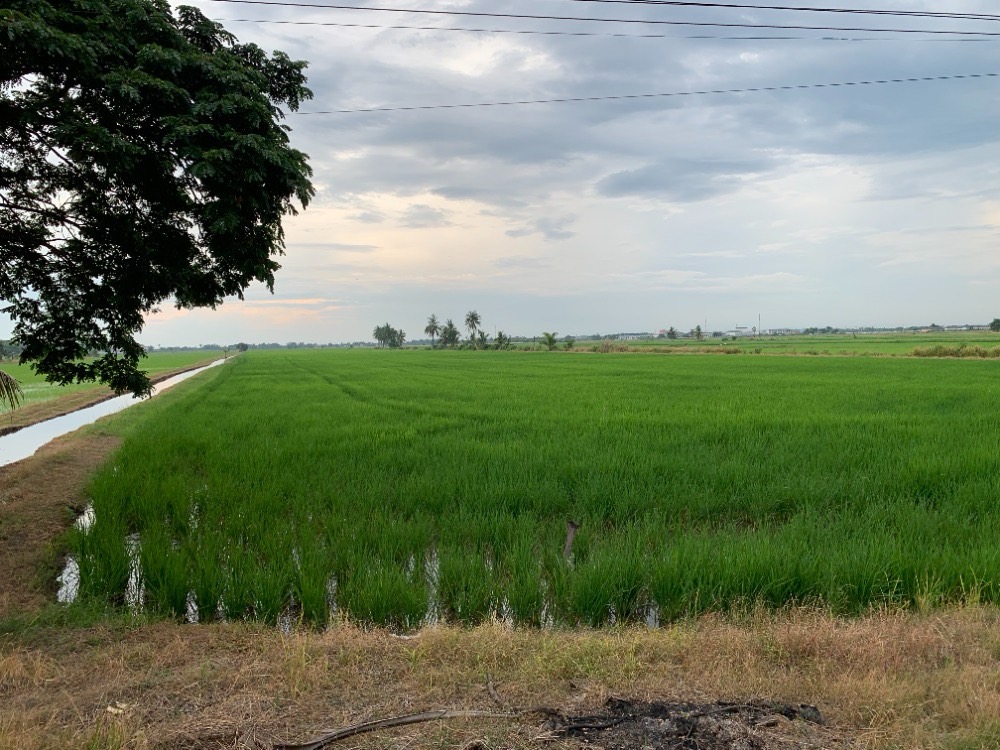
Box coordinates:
[27,1,1000,345]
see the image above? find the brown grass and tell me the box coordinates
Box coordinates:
[3,611,1000,749]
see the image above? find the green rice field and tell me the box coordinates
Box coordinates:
[0,350,223,413]
[623,331,1000,356]
[72,349,1000,627]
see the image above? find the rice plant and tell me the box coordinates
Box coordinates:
[69,348,1000,626]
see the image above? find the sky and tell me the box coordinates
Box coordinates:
[14,0,1000,345]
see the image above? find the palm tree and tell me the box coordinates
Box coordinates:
[0,370,22,412]
[477,330,489,349]
[541,332,558,351]
[464,310,481,341]
[441,319,460,348]
[425,314,440,349]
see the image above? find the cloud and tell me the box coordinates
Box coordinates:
[493,255,552,270]
[398,203,451,228]
[605,269,807,293]
[349,211,386,224]
[290,242,378,253]
[506,215,577,241]
[597,156,778,201]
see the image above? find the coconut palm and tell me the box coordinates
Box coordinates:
[464,310,481,341]
[440,319,460,348]
[541,332,558,351]
[425,314,440,349]
[0,370,22,411]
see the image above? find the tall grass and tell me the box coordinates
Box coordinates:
[70,349,1000,626]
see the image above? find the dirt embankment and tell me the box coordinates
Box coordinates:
[2,429,1000,749]
[0,432,120,614]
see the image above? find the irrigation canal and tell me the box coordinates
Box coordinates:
[0,358,226,468]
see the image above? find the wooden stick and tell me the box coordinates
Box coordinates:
[563,519,580,560]
[273,710,518,750]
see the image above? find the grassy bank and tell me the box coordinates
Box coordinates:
[68,349,1000,627]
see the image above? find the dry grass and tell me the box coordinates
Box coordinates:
[2,609,1000,749]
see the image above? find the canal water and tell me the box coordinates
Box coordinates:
[0,358,226,468]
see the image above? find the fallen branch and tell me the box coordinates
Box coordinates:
[273,709,519,750]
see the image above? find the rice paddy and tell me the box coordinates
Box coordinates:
[70,349,1000,627]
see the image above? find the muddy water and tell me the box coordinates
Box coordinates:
[0,359,226,468]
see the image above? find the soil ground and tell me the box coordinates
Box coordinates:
[2,404,1000,749]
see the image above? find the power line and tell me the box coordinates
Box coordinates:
[544,1,1000,24]
[291,72,999,114]
[199,1,1000,37]
[218,17,1000,41]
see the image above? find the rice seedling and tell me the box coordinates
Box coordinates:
[436,548,496,625]
[139,526,188,617]
[338,563,428,629]
[72,516,131,606]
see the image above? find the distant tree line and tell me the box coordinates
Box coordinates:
[422,311,513,350]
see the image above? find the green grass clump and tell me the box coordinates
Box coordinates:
[70,349,1000,627]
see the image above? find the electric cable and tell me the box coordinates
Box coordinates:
[198,0,1000,37]
[217,17,1000,41]
[289,72,999,114]
[540,0,1000,24]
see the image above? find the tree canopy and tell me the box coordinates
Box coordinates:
[373,323,405,349]
[1,0,314,395]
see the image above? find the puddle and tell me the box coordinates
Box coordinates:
[0,359,227,467]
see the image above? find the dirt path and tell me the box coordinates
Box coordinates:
[1,431,999,749]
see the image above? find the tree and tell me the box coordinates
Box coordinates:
[991,318,1000,333]
[425,314,441,348]
[667,327,678,340]
[564,336,575,350]
[440,319,460,348]
[372,323,404,348]
[464,310,481,341]
[541,332,558,351]
[693,325,704,341]
[477,330,490,349]
[1,0,314,396]
[494,330,510,350]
